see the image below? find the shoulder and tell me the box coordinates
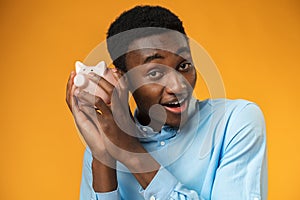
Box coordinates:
[219,99,265,153]
[195,98,266,148]
[196,98,264,121]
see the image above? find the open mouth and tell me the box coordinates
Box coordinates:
[162,98,188,114]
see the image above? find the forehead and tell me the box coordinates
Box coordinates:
[127,31,189,55]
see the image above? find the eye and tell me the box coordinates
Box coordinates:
[178,62,193,72]
[147,70,164,80]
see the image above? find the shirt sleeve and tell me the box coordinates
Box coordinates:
[140,167,200,200]
[95,188,121,200]
[80,148,121,200]
[211,103,268,200]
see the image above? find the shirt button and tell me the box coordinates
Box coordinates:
[150,195,156,200]
[160,141,165,146]
[142,127,147,132]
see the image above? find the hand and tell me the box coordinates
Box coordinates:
[76,72,160,173]
[65,71,115,166]
[74,72,142,163]
[67,70,160,188]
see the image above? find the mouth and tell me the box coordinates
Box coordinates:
[161,97,188,114]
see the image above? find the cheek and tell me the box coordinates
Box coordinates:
[133,85,163,107]
[184,70,197,89]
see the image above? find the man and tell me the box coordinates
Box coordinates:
[66,5,267,200]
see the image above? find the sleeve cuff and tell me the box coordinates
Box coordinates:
[140,167,178,199]
[95,187,120,200]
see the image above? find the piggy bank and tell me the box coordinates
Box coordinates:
[74,61,117,104]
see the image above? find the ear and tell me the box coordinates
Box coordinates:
[95,61,106,69]
[75,61,85,73]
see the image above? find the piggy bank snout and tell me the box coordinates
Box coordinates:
[74,74,88,88]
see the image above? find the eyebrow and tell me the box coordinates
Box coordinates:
[143,47,190,64]
[143,53,164,64]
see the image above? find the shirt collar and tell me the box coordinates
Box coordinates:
[134,97,198,143]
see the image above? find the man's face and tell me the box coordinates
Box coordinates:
[124,31,197,129]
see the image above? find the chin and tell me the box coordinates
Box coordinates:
[165,112,189,128]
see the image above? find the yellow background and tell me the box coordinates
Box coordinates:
[1,0,299,199]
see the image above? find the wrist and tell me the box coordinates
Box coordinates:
[92,157,117,192]
[124,154,160,189]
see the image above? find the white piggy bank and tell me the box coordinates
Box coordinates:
[74,61,117,104]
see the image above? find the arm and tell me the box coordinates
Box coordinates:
[80,148,121,200]
[92,157,117,193]
[67,71,158,198]
[211,103,267,200]
[74,72,200,199]
[78,102,267,200]
[72,71,267,199]
[66,72,120,200]
[74,71,161,189]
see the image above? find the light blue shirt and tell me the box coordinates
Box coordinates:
[80,98,267,200]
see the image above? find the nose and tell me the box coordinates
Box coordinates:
[164,71,187,94]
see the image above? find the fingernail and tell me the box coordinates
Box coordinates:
[88,72,95,77]
[88,73,100,81]
[74,89,79,95]
[111,68,118,73]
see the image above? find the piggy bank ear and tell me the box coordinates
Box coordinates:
[95,61,106,69]
[75,61,85,73]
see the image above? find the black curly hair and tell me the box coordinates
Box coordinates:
[106,5,187,71]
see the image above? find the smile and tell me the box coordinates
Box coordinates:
[162,98,188,114]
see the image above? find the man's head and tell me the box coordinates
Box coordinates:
[106,5,187,72]
[107,5,196,129]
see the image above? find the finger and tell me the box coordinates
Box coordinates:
[75,88,96,107]
[76,89,112,116]
[111,74,129,110]
[75,88,105,111]
[70,83,108,159]
[77,101,103,130]
[114,71,127,92]
[72,101,107,159]
[71,92,102,138]
[88,72,114,97]
[72,96,93,131]
[66,71,76,110]
[74,110,103,154]
[110,76,137,135]
[111,68,122,82]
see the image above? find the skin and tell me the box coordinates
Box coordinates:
[66,31,197,192]
[125,31,196,130]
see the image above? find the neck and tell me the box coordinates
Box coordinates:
[136,111,164,133]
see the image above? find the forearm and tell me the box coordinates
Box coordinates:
[92,157,117,192]
[131,155,160,189]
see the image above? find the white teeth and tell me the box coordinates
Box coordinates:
[168,98,185,105]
